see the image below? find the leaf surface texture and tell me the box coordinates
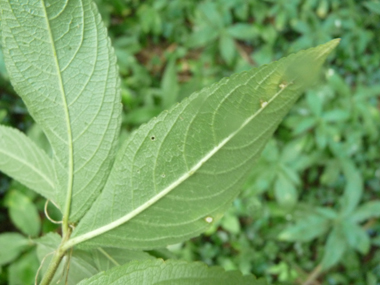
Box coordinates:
[0,0,121,220]
[69,40,339,249]
[78,259,264,285]
[0,125,55,200]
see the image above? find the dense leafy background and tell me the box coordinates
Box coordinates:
[0,0,379,284]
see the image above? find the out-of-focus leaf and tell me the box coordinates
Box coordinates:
[315,124,328,149]
[274,172,297,208]
[219,34,236,65]
[323,110,349,122]
[351,201,380,222]
[0,233,30,265]
[8,249,39,285]
[5,190,40,236]
[199,2,224,29]
[293,117,317,135]
[342,220,370,254]
[227,24,256,40]
[123,107,162,125]
[161,59,179,109]
[278,214,330,242]
[340,160,363,216]
[363,2,380,14]
[306,91,323,116]
[187,26,219,48]
[221,214,241,234]
[267,261,298,282]
[321,225,347,270]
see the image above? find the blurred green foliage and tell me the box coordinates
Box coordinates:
[1,0,379,284]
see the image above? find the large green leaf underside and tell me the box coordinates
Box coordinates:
[78,259,265,285]
[0,125,55,200]
[1,0,121,221]
[70,40,339,250]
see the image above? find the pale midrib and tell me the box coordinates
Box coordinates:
[65,43,338,249]
[41,3,74,232]
[0,148,54,188]
[64,84,288,250]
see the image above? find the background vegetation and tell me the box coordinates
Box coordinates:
[1,0,379,284]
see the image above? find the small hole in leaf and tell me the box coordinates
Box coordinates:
[205,216,213,223]
[161,173,165,178]
[150,136,156,141]
[260,100,268,108]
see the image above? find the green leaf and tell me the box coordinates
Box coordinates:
[67,40,339,250]
[323,109,349,122]
[161,58,179,109]
[5,190,41,236]
[351,201,380,222]
[199,2,224,30]
[187,26,218,48]
[321,225,347,270]
[36,233,154,284]
[342,220,370,254]
[0,125,55,201]
[8,249,39,285]
[293,117,317,135]
[219,34,236,65]
[1,0,121,221]
[274,172,298,208]
[77,259,265,285]
[340,159,363,216]
[0,233,30,265]
[306,91,323,116]
[278,213,330,242]
[363,2,380,14]
[227,24,256,40]
[221,214,241,234]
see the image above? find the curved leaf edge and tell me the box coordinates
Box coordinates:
[77,258,267,285]
[69,39,340,249]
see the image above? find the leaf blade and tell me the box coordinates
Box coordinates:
[0,125,55,200]
[77,259,264,285]
[69,40,340,250]
[0,0,121,221]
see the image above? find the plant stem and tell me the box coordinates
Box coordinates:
[39,228,72,285]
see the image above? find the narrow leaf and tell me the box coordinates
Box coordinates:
[1,0,121,221]
[77,259,265,285]
[161,58,179,109]
[68,40,339,250]
[351,201,380,222]
[278,214,330,242]
[342,220,370,254]
[0,125,55,200]
[340,159,363,216]
[321,225,347,270]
